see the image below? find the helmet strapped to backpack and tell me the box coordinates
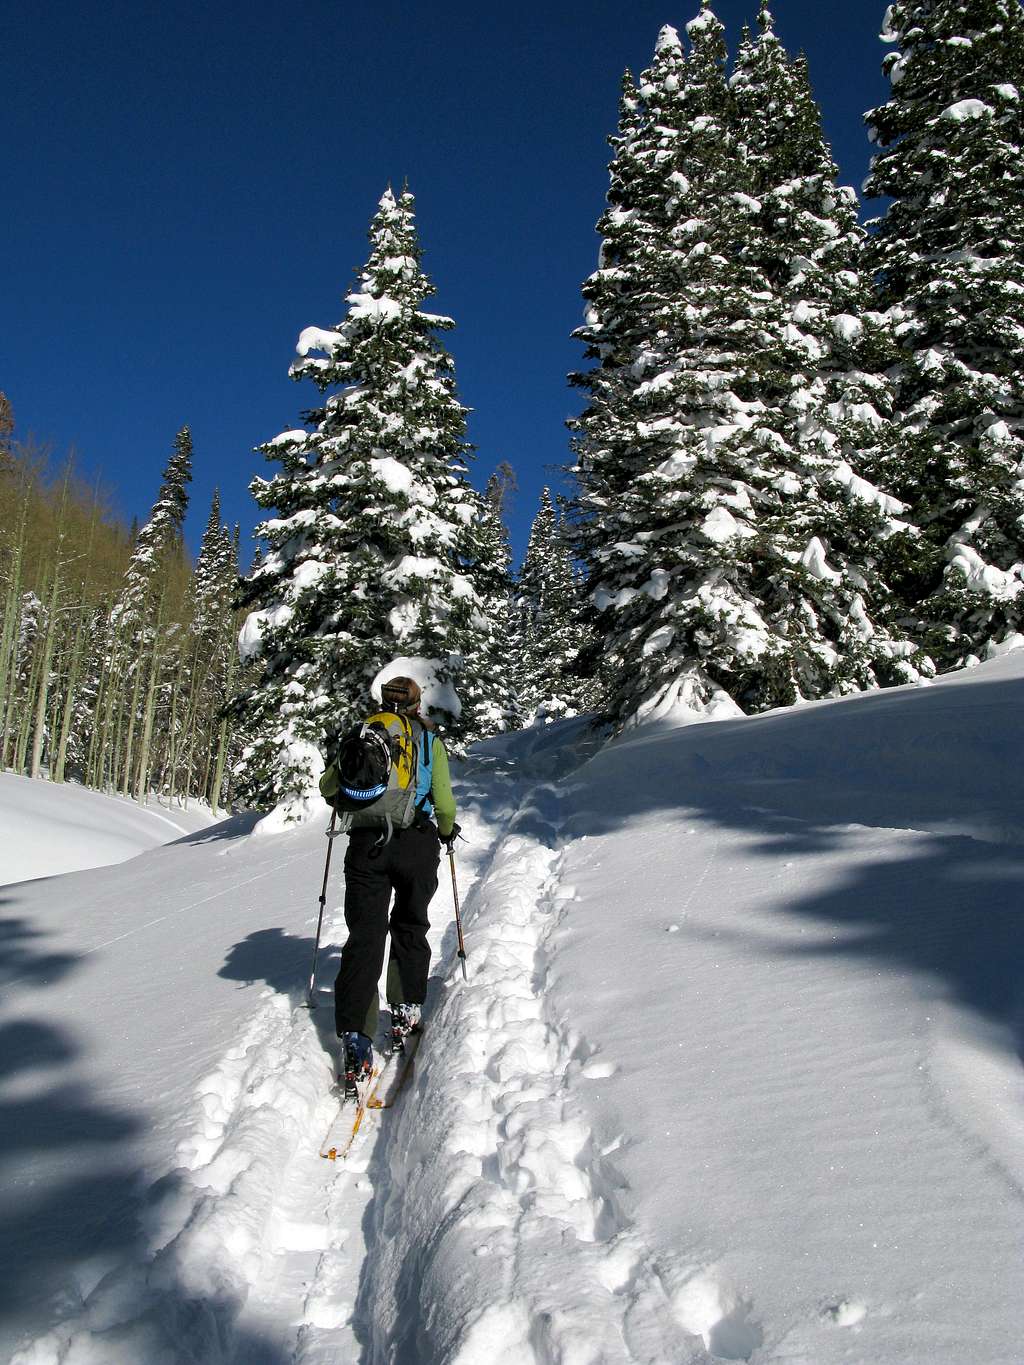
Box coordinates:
[330,724,393,812]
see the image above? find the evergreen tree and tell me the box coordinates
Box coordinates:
[235,188,493,811]
[572,6,922,726]
[510,488,593,719]
[463,464,519,730]
[173,491,240,807]
[104,427,192,796]
[111,427,192,650]
[864,0,1024,663]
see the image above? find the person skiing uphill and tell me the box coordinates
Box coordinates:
[320,675,459,1094]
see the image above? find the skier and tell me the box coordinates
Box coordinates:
[322,676,459,1093]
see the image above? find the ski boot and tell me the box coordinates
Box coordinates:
[341,1031,373,1098]
[390,1003,421,1055]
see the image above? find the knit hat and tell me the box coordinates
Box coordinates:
[380,675,422,714]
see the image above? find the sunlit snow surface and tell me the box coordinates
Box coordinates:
[0,773,215,884]
[3,654,1024,1363]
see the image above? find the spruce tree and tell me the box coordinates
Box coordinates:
[105,427,192,795]
[461,464,518,731]
[721,6,924,700]
[572,6,922,725]
[510,488,594,720]
[864,0,1024,663]
[235,188,493,811]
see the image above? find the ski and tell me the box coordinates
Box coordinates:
[368,1028,423,1109]
[319,1027,424,1160]
[319,1064,382,1162]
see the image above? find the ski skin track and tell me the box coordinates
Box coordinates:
[224,746,531,1364]
[4,728,597,1365]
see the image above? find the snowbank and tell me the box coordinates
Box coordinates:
[0,772,214,884]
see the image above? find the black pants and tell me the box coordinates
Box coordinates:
[334,823,440,1038]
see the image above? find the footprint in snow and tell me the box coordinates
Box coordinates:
[823,1298,867,1328]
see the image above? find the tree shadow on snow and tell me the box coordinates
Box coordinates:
[0,910,80,989]
[572,674,1024,1059]
[169,809,263,846]
[0,928,309,1362]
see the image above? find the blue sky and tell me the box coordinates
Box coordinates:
[3,1,891,564]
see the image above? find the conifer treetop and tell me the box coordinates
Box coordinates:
[116,426,192,625]
[235,185,498,810]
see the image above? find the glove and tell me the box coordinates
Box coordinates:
[439,822,462,848]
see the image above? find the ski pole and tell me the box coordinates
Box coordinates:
[447,845,468,981]
[306,810,338,1006]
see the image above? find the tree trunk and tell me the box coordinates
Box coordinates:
[30,569,60,778]
[54,606,88,783]
[134,599,165,804]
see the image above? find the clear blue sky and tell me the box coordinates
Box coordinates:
[3,1,890,564]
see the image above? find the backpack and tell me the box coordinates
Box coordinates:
[321,710,433,836]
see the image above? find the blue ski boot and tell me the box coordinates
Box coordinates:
[341,1031,373,1097]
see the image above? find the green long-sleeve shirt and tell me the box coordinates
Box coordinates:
[428,737,457,837]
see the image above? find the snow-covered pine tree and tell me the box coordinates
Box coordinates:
[864,0,1024,664]
[716,5,925,702]
[459,463,518,732]
[572,5,922,725]
[510,488,594,720]
[235,188,494,811]
[174,490,239,806]
[570,22,720,725]
[104,427,192,796]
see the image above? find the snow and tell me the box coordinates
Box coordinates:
[946,540,1024,600]
[701,505,754,544]
[370,455,415,496]
[372,655,462,720]
[4,654,1024,1363]
[295,326,343,357]
[830,313,863,343]
[237,603,294,663]
[655,24,681,53]
[940,99,993,122]
[0,772,214,884]
[800,535,843,583]
[344,292,403,323]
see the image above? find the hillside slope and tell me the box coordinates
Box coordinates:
[3,655,1023,1364]
[0,773,216,884]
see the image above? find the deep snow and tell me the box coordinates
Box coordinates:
[2,654,1023,1363]
[0,773,216,885]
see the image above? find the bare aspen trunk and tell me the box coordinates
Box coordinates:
[119,651,144,797]
[54,607,88,783]
[30,570,60,778]
[208,647,238,817]
[14,625,45,773]
[134,599,165,804]
[0,493,29,765]
[167,670,181,808]
[96,631,122,790]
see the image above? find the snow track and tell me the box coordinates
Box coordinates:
[362,780,710,1364]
